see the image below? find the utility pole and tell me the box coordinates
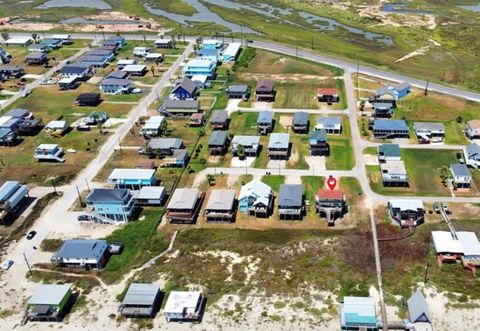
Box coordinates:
[51,178,57,195]
[240,26,244,46]
[311,36,313,49]
[356,59,360,100]
[0,104,3,115]
[85,178,91,191]
[23,252,33,277]
[295,46,298,61]
[76,185,83,205]
[424,79,429,96]
[118,136,122,153]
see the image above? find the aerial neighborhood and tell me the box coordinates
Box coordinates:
[1,2,480,330]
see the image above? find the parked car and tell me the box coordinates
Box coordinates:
[442,202,450,214]
[21,89,32,98]
[433,202,440,214]
[2,260,14,270]
[131,88,142,94]
[77,214,90,221]
[26,230,37,240]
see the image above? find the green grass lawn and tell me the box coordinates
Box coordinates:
[302,176,325,216]
[261,175,285,192]
[101,209,169,284]
[325,116,355,170]
[367,149,463,196]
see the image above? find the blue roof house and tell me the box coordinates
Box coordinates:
[201,39,223,50]
[77,55,109,68]
[373,119,409,138]
[107,168,157,189]
[104,36,126,48]
[198,48,220,63]
[172,77,198,100]
[39,38,62,49]
[340,296,381,330]
[99,78,133,95]
[86,188,136,223]
[183,59,216,79]
[60,63,91,79]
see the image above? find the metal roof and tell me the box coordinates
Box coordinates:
[36,143,58,150]
[28,284,72,306]
[45,120,67,130]
[211,110,228,124]
[293,111,308,126]
[136,186,165,200]
[414,122,445,132]
[61,64,90,74]
[164,291,202,314]
[26,52,46,59]
[450,163,471,178]
[208,130,228,146]
[389,199,423,211]
[122,283,160,306]
[100,78,132,86]
[206,189,235,210]
[224,43,241,57]
[106,70,129,79]
[6,108,30,118]
[239,180,272,202]
[86,188,130,203]
[143,116,165,130]
[167,188,199,210]
[373,119,408,131]
[53,239,108,261]
[407,290,432,323]
[341,296,377,326]
[227,84,249,93]
[466,143,480,157]
[432,231,464,254]
[122,64,146,72]
[458,231,480,256]
[308,129,327,142]
[161,99,199,110]
[268,133,290,149]
[231,135,260,146]
[185,59,214,68]
[316,117,341,128]
[377,144,401,158]
[148,138,183,150]
[108,168,156,181]
[0,181,20,203]
[278,184,303,207]
[118,59,136,65]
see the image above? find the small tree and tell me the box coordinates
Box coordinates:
[206,174,215,186]
[150,65,155,77]
[237,144,245,160]
[1,32,9,42]
[143,34,147,45]
[440,166,451,187]
[360,100,365,112]
[32,33,38,43]
[456,116,463,124]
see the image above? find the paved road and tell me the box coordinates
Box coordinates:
[5,32,480,102]
[236,107,348,115]
[6,42,193,272]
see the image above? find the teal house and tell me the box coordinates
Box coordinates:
[86,188,135,223]
[107,168,157,189]
[340,296,381,330]
[183,59,216,78]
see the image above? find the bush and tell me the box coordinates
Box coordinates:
[40,238,64,252]
[233,47,256,71]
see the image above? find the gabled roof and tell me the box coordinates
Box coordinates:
[407,290,432,324]
[184,59,214,68]
[211,110,228,124]
[45,120,67,130]
[278,184,303,207]
[208,130,228,146]
[61,63,91,74]
[136,186,165,200]
[414,122,445,132]
[86,188,130,203]
[148,138,183,150]
[53,239,108,261]
[26,52,47,60]
[466,119,480,131]
[122,64,147,72]
[396,82,411,92]
[106,70,129,79]
[161,99,199,110]
[227,84,249,93]
[317,88,339,96]
[206,189,235,210]
[231,135,260,146]
[239,180,272,202]
[293,111,308,126]
[122,283,160,306]
[6,108,30,118]
[100,78,132,86]
[389,199,423,211]
[173,77,197,95]
[465,143,480,157]
[308,129,327,142]
[108,168,156,181]
[167,188,199,210]
[316,189,345,200]
[268,133,290,149]
[256,80,274,92]
[257,110,273,124]
[316,117,341,128]
[450,163,471,178]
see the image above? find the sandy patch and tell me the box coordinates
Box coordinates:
[364,154,379,166]
[241,73,329,83]
[395,39,441,63]
[285,176,301,185]
[230,156,256,168]
[305,156,326,175]
[251,101,273,109]
[226,99,242,115]
[267,160,286,170]
[279,115,292,129]
[87,76,103,84]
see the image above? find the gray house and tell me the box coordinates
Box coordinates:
[278,184,305,220]
[450,163,471,189]
[118,283,161,318]
[226,84,250,100]
[210,110,229,130]
[257,110,273,135]
[315,117,342,134]
[159,99,200,115]
[268,133,290,160]
[231,135,261,157]
[148,138,184,156]
[166,188,204,224]
[205,189,236,223]
[208,130,228,155]
[51,239,109,270]
[407,290,432,324]
[293,111,309,133]
[377,144,401,163]
[373,119,409,139]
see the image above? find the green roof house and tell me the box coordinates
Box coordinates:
[27,284,73,322]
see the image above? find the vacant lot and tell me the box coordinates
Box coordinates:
[325,116,354,170]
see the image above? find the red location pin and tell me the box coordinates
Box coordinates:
[327,176,337,191]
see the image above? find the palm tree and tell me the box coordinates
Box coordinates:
[150,65,156,77]
[237,144,245,160]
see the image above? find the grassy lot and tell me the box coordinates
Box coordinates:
[325,116,355,170]
[367,149,462,196]
[101,209,169,284]
[134,226,376,304]
[0,85,133,185]
[260,175,285,192]
[302,176,326,216]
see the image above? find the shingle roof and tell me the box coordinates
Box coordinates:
[6,108,30,118]
[308,129,327,142]
[227,84,249,93]
[317,88,339,95]
[316,189,345,200]
[256,80,274,92]
[407,290,432,323]
[122,283,160,306]
[100,78,132,86]
[293,111,308,126]
[373,119,408,131]
[106,70,129,79]
[148,138,183,150]
[53,239,108,261]
[174,77,197,95]
[268,133,290,149]
[414,122,445,132]
[467,119,480,131]
[208,130,228,146]
[136,186,165,200]
[211,110,228,124]
[257,110,273,124]
[206,189,235,210]
[161,99,199,110]
[316,117,341,128]
[278,184,303,207]
[466,143,480,157]
[231,135,260,146]
[450,163,471,178]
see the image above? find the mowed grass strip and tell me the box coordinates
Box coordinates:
[261,175,285,192]
[325,116,354,170]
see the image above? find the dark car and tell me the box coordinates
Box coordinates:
[26,231,37,240]
[77,215,90,221]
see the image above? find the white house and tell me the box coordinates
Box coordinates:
[380,160,409,187]
[163,291,205,322]
[414,122,445,143]
[465,119,480,140]
[450,163,472,189]
[140,116,165,137]
[464,143,480,169]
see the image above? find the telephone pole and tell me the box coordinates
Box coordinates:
[424,79,429,96]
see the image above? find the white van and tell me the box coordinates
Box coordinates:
[133,47,151,57]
